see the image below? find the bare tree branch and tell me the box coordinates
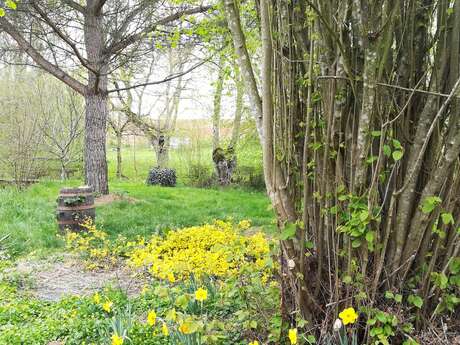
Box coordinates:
[0,17,86,95]
[107,57,208,93]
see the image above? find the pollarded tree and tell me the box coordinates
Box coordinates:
[0,0,211,194]
[226,0,460,342]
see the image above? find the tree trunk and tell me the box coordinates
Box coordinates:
[223,0,264,142]
[230,64,244,149]
[84,2,109,194]
[84,92,109,194]
[212,148,236,185]
[60,162,68,181]
[152,136,169,169]
[212,57,225,152]
[116,131,123,179]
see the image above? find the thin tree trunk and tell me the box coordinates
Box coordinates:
[223,0,264,142]
[230,65,244,149]
[212,57,225,152]
[116,131,123,179]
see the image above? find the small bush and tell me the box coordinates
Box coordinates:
[186,163,213,188]
[233,166,265,190]
[146,167,177,187]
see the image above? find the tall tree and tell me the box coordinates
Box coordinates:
[0,1,210,193]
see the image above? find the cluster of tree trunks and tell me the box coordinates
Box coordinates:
[225,0,460,337]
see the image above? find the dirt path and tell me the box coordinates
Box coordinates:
[10,254,145,301]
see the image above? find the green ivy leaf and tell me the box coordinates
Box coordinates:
[352,239,362,248]
[280,223,297,240]
[441,212,454,225]
[408,294,423,309]
[421,196,442,214]
[392,150,403,161]
[306,335,316,344]
[383,145,392,157]
[6,0,16,10]
[392,139,402,149]
[431,272,449,290]
[342,275,353,284]
[385,291,394,299]
[0,8,5,16]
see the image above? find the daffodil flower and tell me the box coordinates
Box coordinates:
[111,334,123,345]
[147,310,157,326]
[339,307,359,325]
[102,301,113,313]
[288,328,298,344]
[195,287,208,302]
[162,322,169,336]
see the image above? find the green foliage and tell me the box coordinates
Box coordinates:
[0,233,280,344]
[187,163,214,188]
[420,196,442,214]
[336,195,379,251]
[367,309,398,345]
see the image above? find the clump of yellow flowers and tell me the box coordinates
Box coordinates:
[128,220,272,281]
[64,218,137,270]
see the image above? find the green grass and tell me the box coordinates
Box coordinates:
[0,180,273,258]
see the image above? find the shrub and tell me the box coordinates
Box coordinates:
[232,166,265,190]
[186,163,213,188]
[146,167,176,187]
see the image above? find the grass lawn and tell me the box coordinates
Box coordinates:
[0,180,274,258]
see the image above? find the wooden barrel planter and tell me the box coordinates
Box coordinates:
[57,186,95,232]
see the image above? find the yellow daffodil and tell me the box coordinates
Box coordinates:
[147,310,157,326]
[102,300,113,313]
[249,341,259,345]
[93,292,101,304]
[179,322,192,334]
[195,287,208,302]
[111,334,123,345]
[288,328,298,344]
[339,307,359,325]
[162,322,169,336]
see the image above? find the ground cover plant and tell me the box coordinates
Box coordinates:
[0,220,282,345]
